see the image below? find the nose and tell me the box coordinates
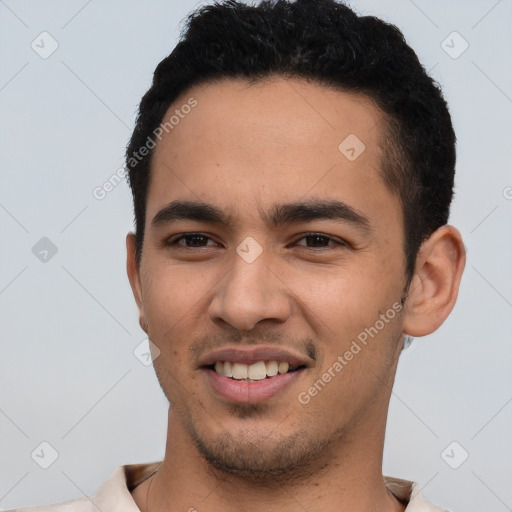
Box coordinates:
[208,250,292,331]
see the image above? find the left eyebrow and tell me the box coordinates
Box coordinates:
[151,199,372,235]
[261,199,372,234]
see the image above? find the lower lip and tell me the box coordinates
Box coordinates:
[203,368,305,404]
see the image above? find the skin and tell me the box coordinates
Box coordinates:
[126,77,466,512]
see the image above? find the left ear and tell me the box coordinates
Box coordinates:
[402,225,466,337]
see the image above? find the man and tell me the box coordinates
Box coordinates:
[11,0,465,510]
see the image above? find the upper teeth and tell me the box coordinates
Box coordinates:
[214,360,291,380]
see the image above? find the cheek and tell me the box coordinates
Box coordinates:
[292,264,385,339]
[142,264,209,321]
[140,268,196,357]
[297,264,403,371]
[140,264,230,377]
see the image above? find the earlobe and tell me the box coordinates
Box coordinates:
[126,232,147,332]
[402,225,466,338]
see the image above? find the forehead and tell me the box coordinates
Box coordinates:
[153,76,383,165]
[147,76,400,230]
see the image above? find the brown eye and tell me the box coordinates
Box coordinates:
[294,233,347,249]
[169,233,218,247]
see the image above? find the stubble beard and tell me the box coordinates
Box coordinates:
[178,402,343,486]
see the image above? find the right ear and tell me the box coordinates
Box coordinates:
[126,232,148,334]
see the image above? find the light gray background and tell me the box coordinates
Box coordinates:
[1,0,511,510]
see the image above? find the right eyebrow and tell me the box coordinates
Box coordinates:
[151,200,232,229]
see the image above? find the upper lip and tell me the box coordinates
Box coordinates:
[197,345,314,368]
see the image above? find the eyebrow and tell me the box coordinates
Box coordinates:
[151,199,372,234]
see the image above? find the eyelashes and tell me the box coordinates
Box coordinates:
[165,232,348,251]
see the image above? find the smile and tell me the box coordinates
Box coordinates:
[211,360,302,381]
[198,345,312,404]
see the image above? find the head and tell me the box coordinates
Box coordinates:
[126,0,465,480]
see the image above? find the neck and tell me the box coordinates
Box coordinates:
[133,406,406,512]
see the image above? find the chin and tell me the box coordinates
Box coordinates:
[187,423,335,483]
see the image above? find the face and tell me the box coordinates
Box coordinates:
[128,77,409,477]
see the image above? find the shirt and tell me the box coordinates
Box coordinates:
[7,462,450,512]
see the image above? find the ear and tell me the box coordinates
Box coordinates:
[126,232,148,334]
[402,225,466,337]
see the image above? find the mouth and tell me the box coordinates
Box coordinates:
[198,346,312,404]
[207,360,305,381]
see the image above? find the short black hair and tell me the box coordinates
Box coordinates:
[126,0,456,287]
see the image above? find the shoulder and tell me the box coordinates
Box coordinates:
[4,461,161,512]
[384,476,452,512]
[5,496,93,512]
